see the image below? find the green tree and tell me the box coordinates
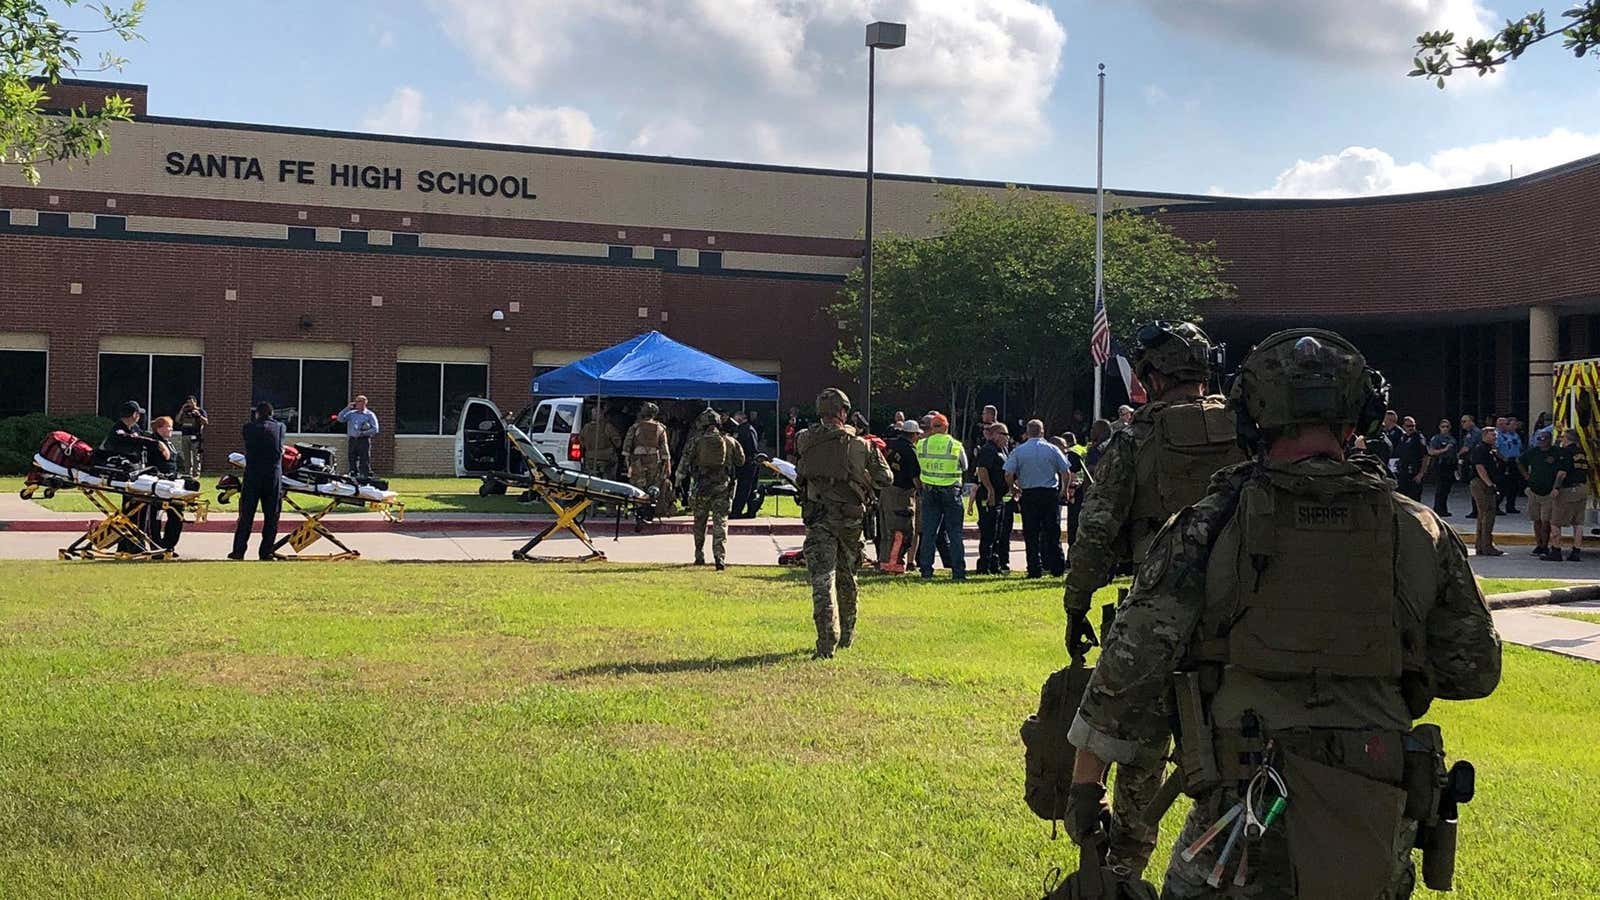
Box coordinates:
[831,188,1233,429]
[1411,4,1600,86]
[1,0,144,185]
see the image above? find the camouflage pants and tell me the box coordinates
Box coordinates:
[630,459,664,513]
[1160,788,1417,899]
[1107,751,1167,876]
[692,476,734,563]
[803,504,863,653]
[584,456,617,479]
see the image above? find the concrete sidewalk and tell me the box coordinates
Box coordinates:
[1492,600,1600,663]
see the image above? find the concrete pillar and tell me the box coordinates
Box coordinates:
[1530,305,1558,421]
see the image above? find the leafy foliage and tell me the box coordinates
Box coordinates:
[0,411,111,473]
[1412,3,1600,86]
[831,188,1232,426]
[0,0,144,184]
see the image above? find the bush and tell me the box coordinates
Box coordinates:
[0,413,115,474]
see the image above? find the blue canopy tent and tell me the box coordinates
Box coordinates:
[530,331,779,402]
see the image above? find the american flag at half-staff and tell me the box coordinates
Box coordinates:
[1090,289,1111,366]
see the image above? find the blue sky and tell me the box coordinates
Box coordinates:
[95,1,1600,197]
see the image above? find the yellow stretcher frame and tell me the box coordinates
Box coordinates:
[217,482,405,561]
[20,478,208,561]
[511,486,605,562]
[1552,358,1600,503]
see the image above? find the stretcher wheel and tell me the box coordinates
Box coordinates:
[512,550,528,561]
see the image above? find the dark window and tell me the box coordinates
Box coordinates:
[287,226,315,247]
[392,232,420,249]
[251,357,349,433]
[654,248,678,267]
[0,350,47,418]
[397,361,488,434]
[608,245,631,261]
[442,363,488,435]
[301,359,350,434]
[150,355,203,420]
[340,230,368,247]
[551,402,577,434]
[530,403,553,434]
[700,251,723,272]
[396,362,442,435]
[98,352,203,421]
[251,358,302,432]
[95,215,126,233]
[38,212,68,232]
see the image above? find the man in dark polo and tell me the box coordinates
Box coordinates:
[230,401,286,561]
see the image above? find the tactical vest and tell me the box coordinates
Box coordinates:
[630,420,665,456]
[917,433,962,486]
[582,422,617,460]
[693,431,729,472]
[797,426,867,507]
[1126,397,1242,559]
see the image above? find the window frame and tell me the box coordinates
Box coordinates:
[0,348,49,417]
[96,351,204,421]
[394,359,490,436]
[251,355,351,436]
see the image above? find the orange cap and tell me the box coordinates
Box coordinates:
[929,413,949,430]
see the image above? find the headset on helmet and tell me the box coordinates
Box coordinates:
[1132,320,1215,383]
[1229,328,1387,453]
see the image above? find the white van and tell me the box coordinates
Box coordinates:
[455,396,587,479]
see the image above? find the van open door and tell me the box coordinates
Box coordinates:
[456,397,509,477]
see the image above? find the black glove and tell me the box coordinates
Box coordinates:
[1064,782,1110,846]
[1066,607,1099,659]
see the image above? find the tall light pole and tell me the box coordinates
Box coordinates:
[862,20,905,430]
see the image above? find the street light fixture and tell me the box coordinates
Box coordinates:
[862,20,905,431]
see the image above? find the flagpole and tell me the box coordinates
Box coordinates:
[1092,62,1105,419]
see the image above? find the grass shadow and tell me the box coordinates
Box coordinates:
[558,650,806,679]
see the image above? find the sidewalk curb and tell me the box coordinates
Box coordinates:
[1486,583,1600,610]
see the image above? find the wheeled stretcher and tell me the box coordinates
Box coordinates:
[217,444,403,560]
[21,434,207,561]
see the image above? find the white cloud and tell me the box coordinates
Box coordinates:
[361,87,597,151]
[1134,0,1496,69]
[1143,84,1169,106]
[361,86,428,135]
[460,102,598,149]
[424,0,1067,173]
[1253,128,1600,197]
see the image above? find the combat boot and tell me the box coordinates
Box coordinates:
[838,630,853,649]
[715,560,726,571]
[812,646,835,660]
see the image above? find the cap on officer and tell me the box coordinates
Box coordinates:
[816,388,851,418]
[1132,320,1214,383]
[1230,328,1380,435]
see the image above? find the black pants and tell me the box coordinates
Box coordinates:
[1067,495,1084,545]
[157,504,185,551]
[1396,468,1424,502]
[1433,471,1454,515]
[1499,461,1522,512]
[731,462,759,517]
[118,496,160,554]
[976,500,1014,573]
[349,435,373,477]
[1019,487,1065,578]
[232,476,282,559]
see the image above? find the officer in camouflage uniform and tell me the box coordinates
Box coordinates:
[680,407,745,570]
[623,402,672,517]
[1064,329,1502,898]
[579,404,622,478]
[1061,321,1245,875]
[795,388,893,659]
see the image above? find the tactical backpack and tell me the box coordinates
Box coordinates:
[1126,398,1242,558]
[1020,658,1093,824]
[695,432,729,471]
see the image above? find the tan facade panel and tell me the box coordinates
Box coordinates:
[0,332,49,351]
[719,251,856,276]
[531,349,592,366]
[253,340,352,359]
[420,232,607,257]
[1,120,1198,241]
[397,345,491,364]
[125,215,288,239]
[100,335,204,355]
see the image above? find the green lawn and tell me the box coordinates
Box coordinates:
[0,564,1593,898]
[1477,578,1575,595]
[1553,611,1600,625]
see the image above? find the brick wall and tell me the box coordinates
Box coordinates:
[1,233,844,472]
